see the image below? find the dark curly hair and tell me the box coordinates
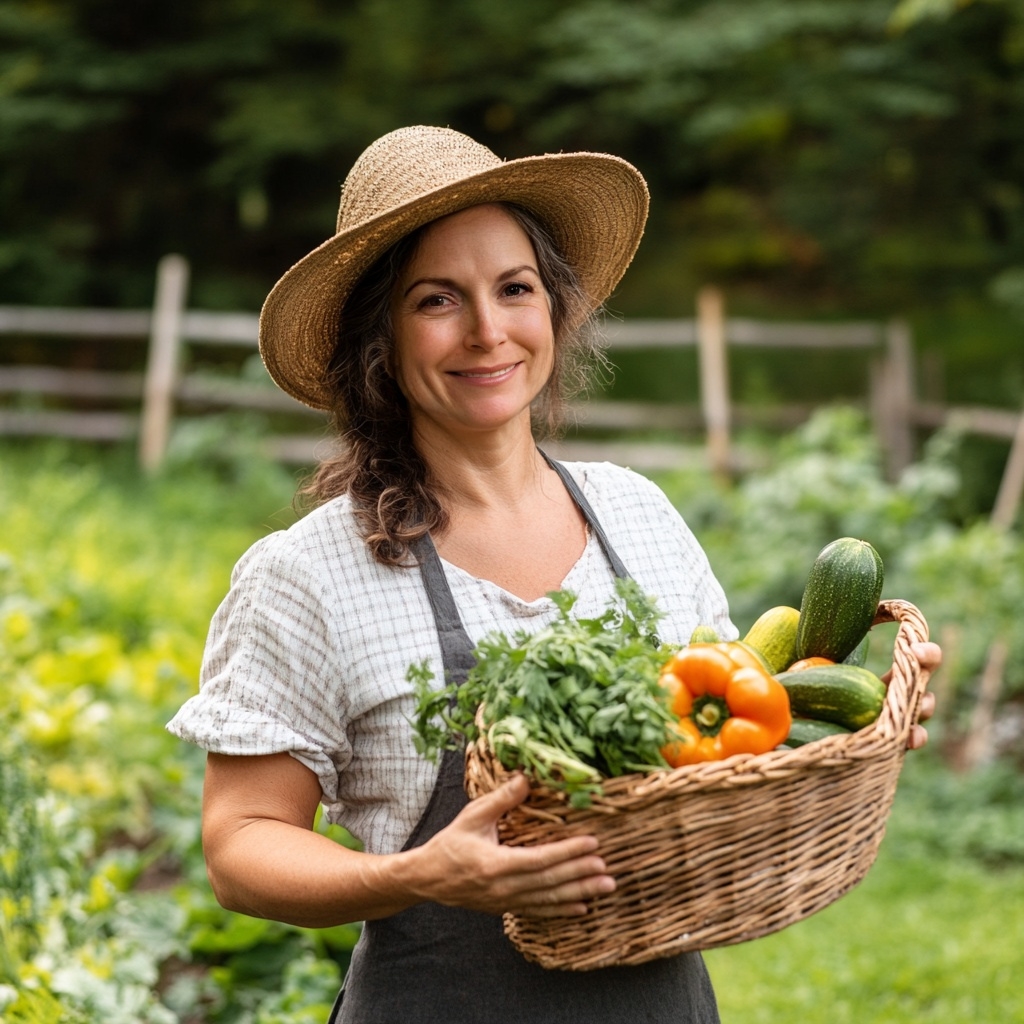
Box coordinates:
[297,202,608,566]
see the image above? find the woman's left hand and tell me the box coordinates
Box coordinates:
[880,640,941,750]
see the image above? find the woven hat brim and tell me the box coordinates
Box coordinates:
[259,151,649,410]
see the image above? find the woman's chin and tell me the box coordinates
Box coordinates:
[416,403,537,443]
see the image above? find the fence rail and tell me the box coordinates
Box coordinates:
[1,254,1022,522]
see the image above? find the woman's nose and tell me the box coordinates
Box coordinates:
[465,299,506,350]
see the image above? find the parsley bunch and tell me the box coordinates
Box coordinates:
[410,578,678,807]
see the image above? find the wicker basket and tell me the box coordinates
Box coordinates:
[464,599,932,971]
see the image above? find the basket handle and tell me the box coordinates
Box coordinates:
[871,599,932,745]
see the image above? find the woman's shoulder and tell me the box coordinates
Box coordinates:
[559,459,677,514]
[558,458,702,555]
[228,493,369,582]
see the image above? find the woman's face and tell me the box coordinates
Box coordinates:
[390,204,555,445]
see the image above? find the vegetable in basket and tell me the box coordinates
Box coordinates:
[409,578,678,808]
[658,643,792,767]
[795,537,884,663]
[776,663,888,731]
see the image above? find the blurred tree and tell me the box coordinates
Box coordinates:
[0,0,1023,321]
[524,0,1024,311]
[0,0,568,307]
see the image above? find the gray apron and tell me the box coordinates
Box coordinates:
[330,459,720,1023]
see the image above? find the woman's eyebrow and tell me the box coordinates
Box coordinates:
[497,264,540,281]
[403,276,456,298]
[403,264,541,298]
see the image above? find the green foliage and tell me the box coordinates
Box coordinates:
[4,422,1024,1019]
[2,0,1024,322]
[0,442,354,1023]
[0,733,185,1023]
[538,0,1024,304]
[885,753,1024,865]
[411,579,675,806]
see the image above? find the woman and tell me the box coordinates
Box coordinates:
[168,126,938,1023]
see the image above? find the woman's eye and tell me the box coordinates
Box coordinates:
[503,282,532,297]
[419,294,452,309]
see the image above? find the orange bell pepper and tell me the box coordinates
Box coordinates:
[659,642,792,767]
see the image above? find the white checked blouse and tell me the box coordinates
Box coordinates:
[166,461,736,855]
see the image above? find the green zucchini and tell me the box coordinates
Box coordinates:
[776,664,887,731]
[795,537,884,663]
[743,605,800,674]
[782,718,852,748]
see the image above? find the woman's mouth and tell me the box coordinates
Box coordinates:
[450,363,521,380]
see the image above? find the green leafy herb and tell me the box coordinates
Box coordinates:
[410,578,678,807]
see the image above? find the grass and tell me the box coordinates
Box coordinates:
[705,772,1024,1024]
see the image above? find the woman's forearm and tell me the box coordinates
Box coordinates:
[204,816,423,927]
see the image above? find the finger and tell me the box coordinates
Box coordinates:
[910,641,943,671]
[508,870,617,917]
[500,834,603,874]
[918,691,936,722]
[881,640,943,684]
[498,851,611,895]
[459,774,531,826]
[908,724,928,750]
[460,782,600,857]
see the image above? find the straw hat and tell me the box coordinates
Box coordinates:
[258,125,649,410]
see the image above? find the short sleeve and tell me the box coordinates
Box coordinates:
[644,479,736,641]
[572,462,738,644]
[166,531,351,802]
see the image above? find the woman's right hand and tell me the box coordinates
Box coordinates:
[405,774,616,918]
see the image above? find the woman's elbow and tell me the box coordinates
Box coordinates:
[204,856,239,912]
[200,840,241,912]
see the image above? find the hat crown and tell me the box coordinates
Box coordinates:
[337,126,503,234]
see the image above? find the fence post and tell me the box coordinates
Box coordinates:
[961,638,1007,772]
[872,319,915,480]
[990,410,1024,530]
[139,254,189,472]
[697,286,731,479]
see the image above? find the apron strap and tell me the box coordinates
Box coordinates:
[540,451,630,581]
[410,533,477,678]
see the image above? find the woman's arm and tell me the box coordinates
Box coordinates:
[201,752,615,928]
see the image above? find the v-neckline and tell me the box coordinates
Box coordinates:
[439,527,597,609]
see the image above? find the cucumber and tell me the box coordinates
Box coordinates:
[743,605,800,674]
[776,664,887,731]
[795,538,884,663]
[782,718,852,748]
[689,624,720,644]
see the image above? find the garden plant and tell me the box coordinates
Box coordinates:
[1,409,1022,1022]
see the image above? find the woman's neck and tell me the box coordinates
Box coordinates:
[412,418,547,516]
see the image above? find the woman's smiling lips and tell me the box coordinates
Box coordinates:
[448,362,522,383]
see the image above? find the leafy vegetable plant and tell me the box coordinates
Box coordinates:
[410,578,678,807]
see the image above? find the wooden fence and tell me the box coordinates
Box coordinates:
[2,254,1023,523]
